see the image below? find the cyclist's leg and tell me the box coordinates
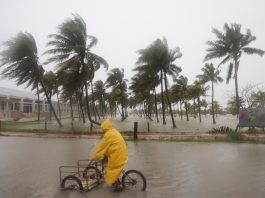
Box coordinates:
[112,179,122,192]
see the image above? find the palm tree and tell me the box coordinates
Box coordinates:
[251,91,265,108]
[135,38,182,128]
[213,100,222,118]
[188,81,208,122]
[200,99,208,116]
[130,72,160,122]
[31,66,44,121]
[205,23,264,114]
[105,68,128,121]
[0,32,62,127]
[87,56,108,121]
[226,96,245,115]
[40,71,58,120]
[197,63,223,124]
[57,69,86,122]
[41,71,62,120]
[44,14,108,126]
[186,85,198,119]
[172,75,189,121]
[129,74,148,118]
[193,80,209,122]
[93,80,106,118]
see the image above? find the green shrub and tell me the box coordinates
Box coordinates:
[227,131,243,141]
[209,126,243,141]
[209,126,233,134]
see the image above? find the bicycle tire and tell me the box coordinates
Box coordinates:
[121,169,147,191]
[83,166,102,180]
[61,175,83,191]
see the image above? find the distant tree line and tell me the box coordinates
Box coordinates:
[0,14,264,128]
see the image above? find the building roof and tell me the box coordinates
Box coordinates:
[0,87,40,100]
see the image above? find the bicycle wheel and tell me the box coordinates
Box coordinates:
[83,166,102,181]
[121,170,147,191]
[61,175,83,191]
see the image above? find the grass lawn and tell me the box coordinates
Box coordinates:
[0,119,102,133]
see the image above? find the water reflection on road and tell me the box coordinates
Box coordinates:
[1,137,265,198]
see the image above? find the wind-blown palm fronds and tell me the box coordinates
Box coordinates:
[0,32,62,127]
[205,23,264,114]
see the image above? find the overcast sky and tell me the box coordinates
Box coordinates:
[0,0,265,107]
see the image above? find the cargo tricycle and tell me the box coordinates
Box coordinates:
[59,159,146,192]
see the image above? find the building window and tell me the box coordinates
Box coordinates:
[35,104,43,112]
[23,104,32,113]
[9,103,13,110]
[0,103,4,110]
[14,103,20,111]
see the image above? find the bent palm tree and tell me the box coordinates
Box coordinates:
[31,65,45,121]
[173,75,189,121]
[40,71,58,120]
[135,38,182,128]
[192,80,209,122]
[0,32,62,127]
[93,80,106,118]
[205,23,264,114]
[197,63,223,124]
[44,14,108,126]
[105,68,128,121]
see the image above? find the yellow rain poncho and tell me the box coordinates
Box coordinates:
[91,119,128,185]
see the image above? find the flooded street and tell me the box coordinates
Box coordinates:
[1,137,265,198]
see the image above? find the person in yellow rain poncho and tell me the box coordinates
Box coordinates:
[91,119,128,188]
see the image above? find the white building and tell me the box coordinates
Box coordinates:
[0,87,78,120]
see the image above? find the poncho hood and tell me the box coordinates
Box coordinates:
[100,119,113,132]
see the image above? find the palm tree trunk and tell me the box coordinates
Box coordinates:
[117,105,122,117]
[77,99,81,120]
[37,84,40,121]
[90,81,98,121]
[95,105,101,120]
[193,98,196,118]
[56,92,61,120]
[180,101,183,120]
[160,70,166,125]
[121,94,125,121]
[185,101,189,121]
[211,80,216,124]
[78,89,86,124]
[109,102,113,118]
[198,97,202,123]
[70,97,74,121]
[49,91,52,121]
[100,98,104,119]
[234,59,240,117]
[154,89,159,123]
[39,80,63,127]
[114,103,117,117]
[104,99,108,117]
[84,82,100,126]
[57,90,62,120]
[143,103,145,118]
[215,104,218,118]
[176,101,180,118]
[164,72,176,128]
